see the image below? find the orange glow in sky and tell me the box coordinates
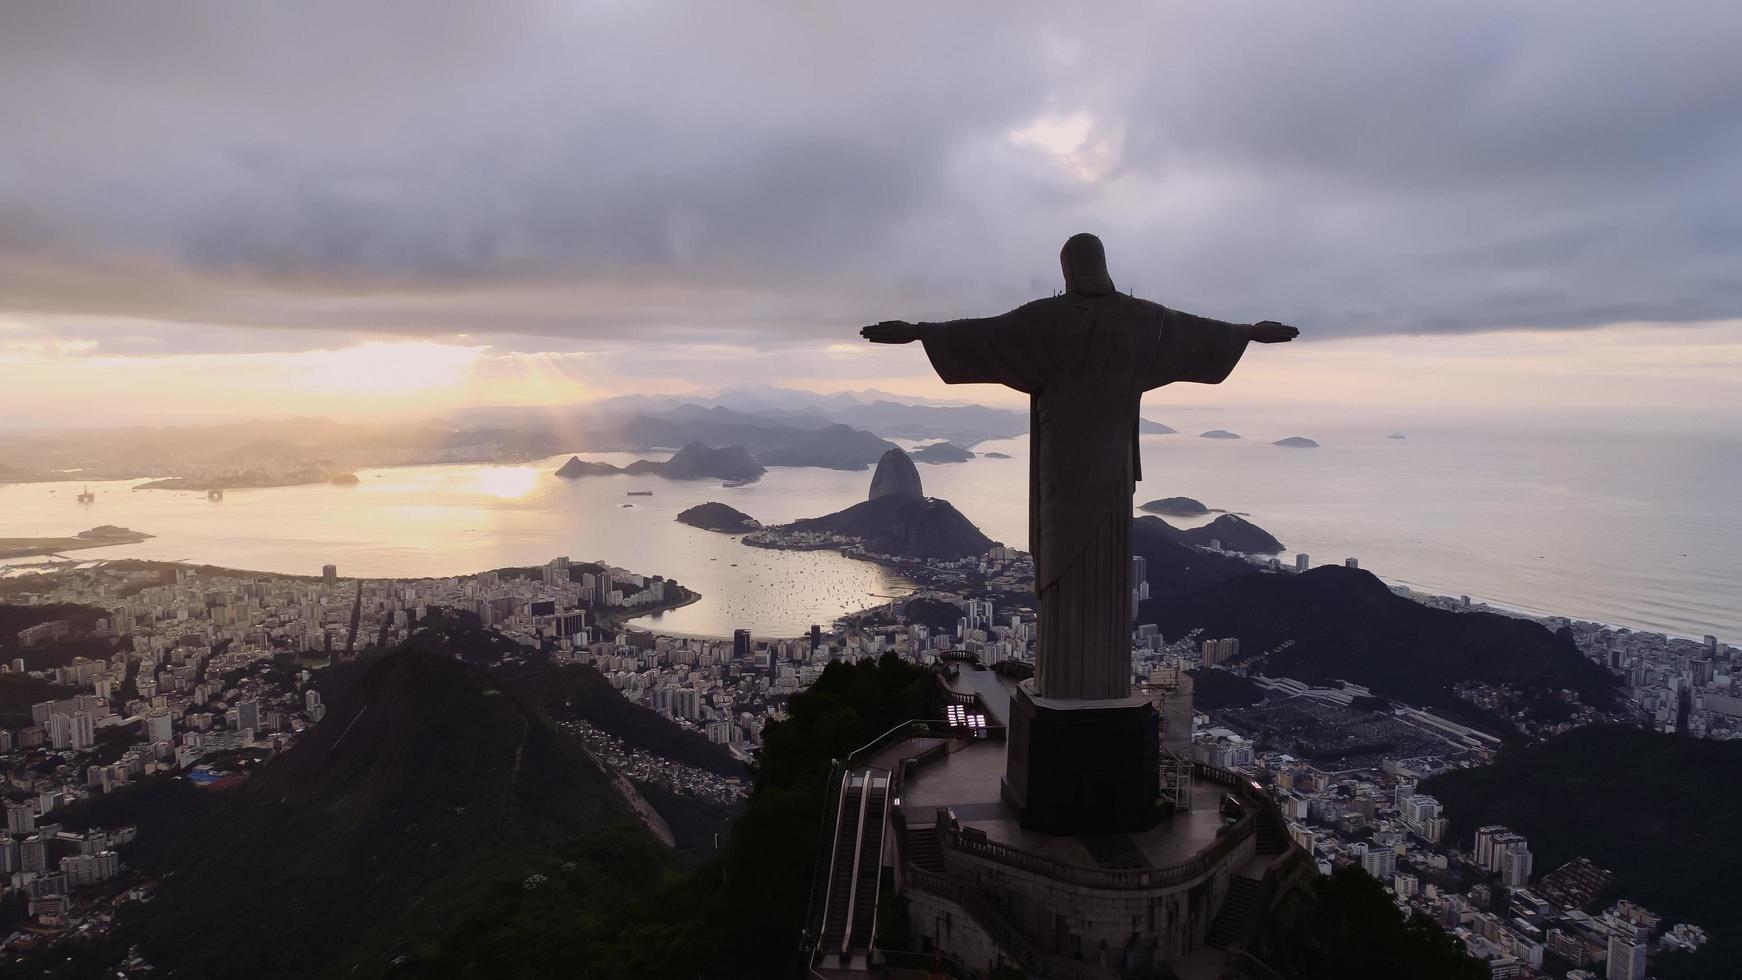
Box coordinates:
[2,320,1739,433]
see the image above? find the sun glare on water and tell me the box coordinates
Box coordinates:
[477,467,539,499]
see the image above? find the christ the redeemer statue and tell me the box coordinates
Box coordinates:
[863,234,1297,703]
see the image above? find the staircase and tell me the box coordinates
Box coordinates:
[903,824,944,873]
[1205,876,1260,950]
[815,769,893,970]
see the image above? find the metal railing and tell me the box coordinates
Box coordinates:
[903,865,1112,980]
[944,812,1254,891]
[924,763,1272,892]
[890,761,1302,974]
[803,717,984,956]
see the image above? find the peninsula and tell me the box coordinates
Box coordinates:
[133,470,338,492]
[0,525,153,559]
[1146,513,1285,554]
[744,448,993,561]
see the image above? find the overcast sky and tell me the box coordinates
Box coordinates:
[3,2,1741,428]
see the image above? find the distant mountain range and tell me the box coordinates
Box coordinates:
[0,387,1026,483]
[556,442,766,482]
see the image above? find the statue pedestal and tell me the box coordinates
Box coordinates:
[1000,680,1161,835]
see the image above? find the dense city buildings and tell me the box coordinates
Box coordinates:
[0,534,1730,973]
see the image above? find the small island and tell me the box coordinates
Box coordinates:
[675,502,761,534]
[329,473,361,485]
[553,442,766,483]
[982,451,1012,459]
[1139,418,1177,434]
[910,442,975,464]
[0,525,154,559]
[1199,429,1241,440]
[1272,436,1319,448]
[1140,496,1211,517]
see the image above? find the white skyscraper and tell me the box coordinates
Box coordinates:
[71,712,95,751]
[1606,936,1647,980]
[1500,839,1533,888]
[1353,841,1397,879]
[146,709,173,745]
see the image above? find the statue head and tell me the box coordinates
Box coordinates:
[1060,233,1115,296]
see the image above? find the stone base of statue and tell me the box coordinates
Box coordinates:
[1000,680,1160,835]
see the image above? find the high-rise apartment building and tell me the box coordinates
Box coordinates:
[1606,936,1647,980]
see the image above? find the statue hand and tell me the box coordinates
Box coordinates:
[861,321,922,344]
[1248,320,1299,344]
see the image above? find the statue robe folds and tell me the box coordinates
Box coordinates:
[921,294,1249,701]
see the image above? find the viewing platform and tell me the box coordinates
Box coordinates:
[807,662,1310,980]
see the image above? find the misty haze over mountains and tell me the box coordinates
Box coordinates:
[0,387,1031,483]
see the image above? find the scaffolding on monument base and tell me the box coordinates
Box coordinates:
[1141,665,1196,814]
[1160,745,1194,812]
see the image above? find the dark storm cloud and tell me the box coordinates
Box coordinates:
[3,0,1741,355]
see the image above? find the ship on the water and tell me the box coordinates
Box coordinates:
[1387,430,1407,440]
[626,490,653,496]
[76,486,95,503]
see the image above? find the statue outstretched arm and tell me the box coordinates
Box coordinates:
[861,303,1056,392]
[1243,320,1299,343]
[1144,308,1293,389]
[860,321,925,344]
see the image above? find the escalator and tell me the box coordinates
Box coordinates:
[814,769,892,971]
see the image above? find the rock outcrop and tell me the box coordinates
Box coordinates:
[867,448,924,501]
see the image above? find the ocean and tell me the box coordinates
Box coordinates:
[0,425,1736,642]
